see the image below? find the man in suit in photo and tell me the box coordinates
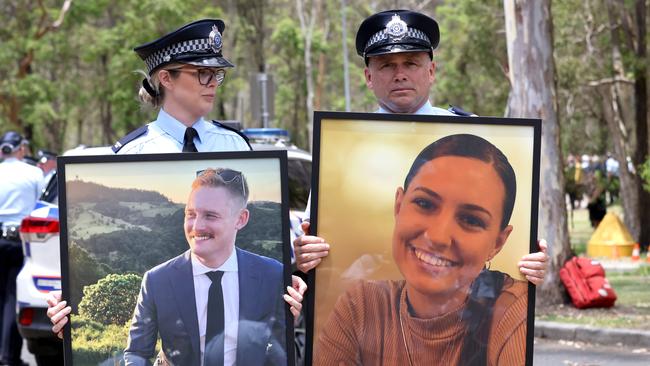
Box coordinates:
[124,168,288,366]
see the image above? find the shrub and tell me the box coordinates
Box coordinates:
[78,273,142,326]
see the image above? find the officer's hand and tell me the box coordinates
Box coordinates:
[46,290,71,339]
[518,239,549,285]
[283,275,308,320]
[294,222,330,273]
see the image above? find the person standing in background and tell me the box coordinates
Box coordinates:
[0,131,44,366]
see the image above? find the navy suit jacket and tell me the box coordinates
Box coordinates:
[124,248,287,366]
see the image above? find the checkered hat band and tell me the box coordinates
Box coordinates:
[145,38,213,72]
[365,27,430,51]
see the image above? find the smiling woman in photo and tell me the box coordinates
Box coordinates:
[315,134,527,366]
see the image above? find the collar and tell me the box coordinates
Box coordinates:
[191,247,239,276]
[375,100,433,114]
[155,108,205,145]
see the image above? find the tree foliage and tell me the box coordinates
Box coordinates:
[78,273,142,326]
[1,1,649,249]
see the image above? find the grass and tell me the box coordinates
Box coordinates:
[536,204,650,329]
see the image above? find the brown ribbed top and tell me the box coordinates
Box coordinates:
[315,279,528,366]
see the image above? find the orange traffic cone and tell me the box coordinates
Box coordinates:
[632,243,640,261]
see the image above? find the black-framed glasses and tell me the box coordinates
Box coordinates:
[174,67,226,86]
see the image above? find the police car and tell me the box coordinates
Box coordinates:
[16,134,311,365]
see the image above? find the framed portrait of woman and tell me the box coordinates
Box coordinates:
[57,151,295,366]
[307,111,541,366]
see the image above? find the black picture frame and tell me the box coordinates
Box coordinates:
[57,150,295,366]
[306,111,541,366]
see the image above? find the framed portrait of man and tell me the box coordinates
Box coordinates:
[307,111,541,366]
[57,151,294,366]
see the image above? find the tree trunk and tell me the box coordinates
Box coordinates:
[633,0,650,250]
[504,0,571,305]
[296,0,320,152]
[600,0,641,241]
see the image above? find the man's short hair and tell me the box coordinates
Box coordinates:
[192,168,249,207]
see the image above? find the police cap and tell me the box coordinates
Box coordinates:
[134,19,234,75]
[355,10,439,62]
[37,149,57,163]
[1,131,27,155]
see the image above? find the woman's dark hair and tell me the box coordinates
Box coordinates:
[403,134,516,229]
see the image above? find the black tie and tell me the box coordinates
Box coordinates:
[205,271,225,365]
[183,127,199,152]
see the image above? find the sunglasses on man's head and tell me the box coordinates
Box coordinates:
[196,168,246,196]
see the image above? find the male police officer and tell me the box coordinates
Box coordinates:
[358,10,461,115]
[293,10,549,285]
[0,131,44,366]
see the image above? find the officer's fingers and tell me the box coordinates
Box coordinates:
[52,314,68,337]
[517,259,546,271]
[285,293,302,319]
[50,304,71,325]
[297,252,329,267]
[297,258,322,274]
[291,275,308,296]
[525,274,544,286]
[298,243,330,256]
[296,235,326,248]
[283,294,302,319]
[300,221,311,235]
[287,282,305,303]
[538,238,549,254]
[518,251,548,269]
[519,267,545,285]
[46,300,67,320]
[46,290,62,307]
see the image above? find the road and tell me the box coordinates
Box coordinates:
[22,337,650,365]
[533,337,650,365]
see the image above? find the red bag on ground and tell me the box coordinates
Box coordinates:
[559,256,617,309]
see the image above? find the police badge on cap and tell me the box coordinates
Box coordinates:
[134,19,235,75]
[355,10,440,62]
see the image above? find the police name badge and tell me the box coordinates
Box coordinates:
[385,15,407,41]
[209,25,223,53]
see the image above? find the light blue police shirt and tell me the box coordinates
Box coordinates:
[0,158,45,226]
[117,109,250,154]
[376,100,456,115]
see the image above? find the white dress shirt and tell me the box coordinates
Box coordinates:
[117,108,250,154]
[192,250,239,366]
[376,100,456,115]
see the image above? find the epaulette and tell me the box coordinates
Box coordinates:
[448,105,478,117]
[211,120,252,151]
[111,125,149,153]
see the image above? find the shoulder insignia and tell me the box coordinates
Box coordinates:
[448,105,478,117]
[111,125,149,153]
[211,120,252,151]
